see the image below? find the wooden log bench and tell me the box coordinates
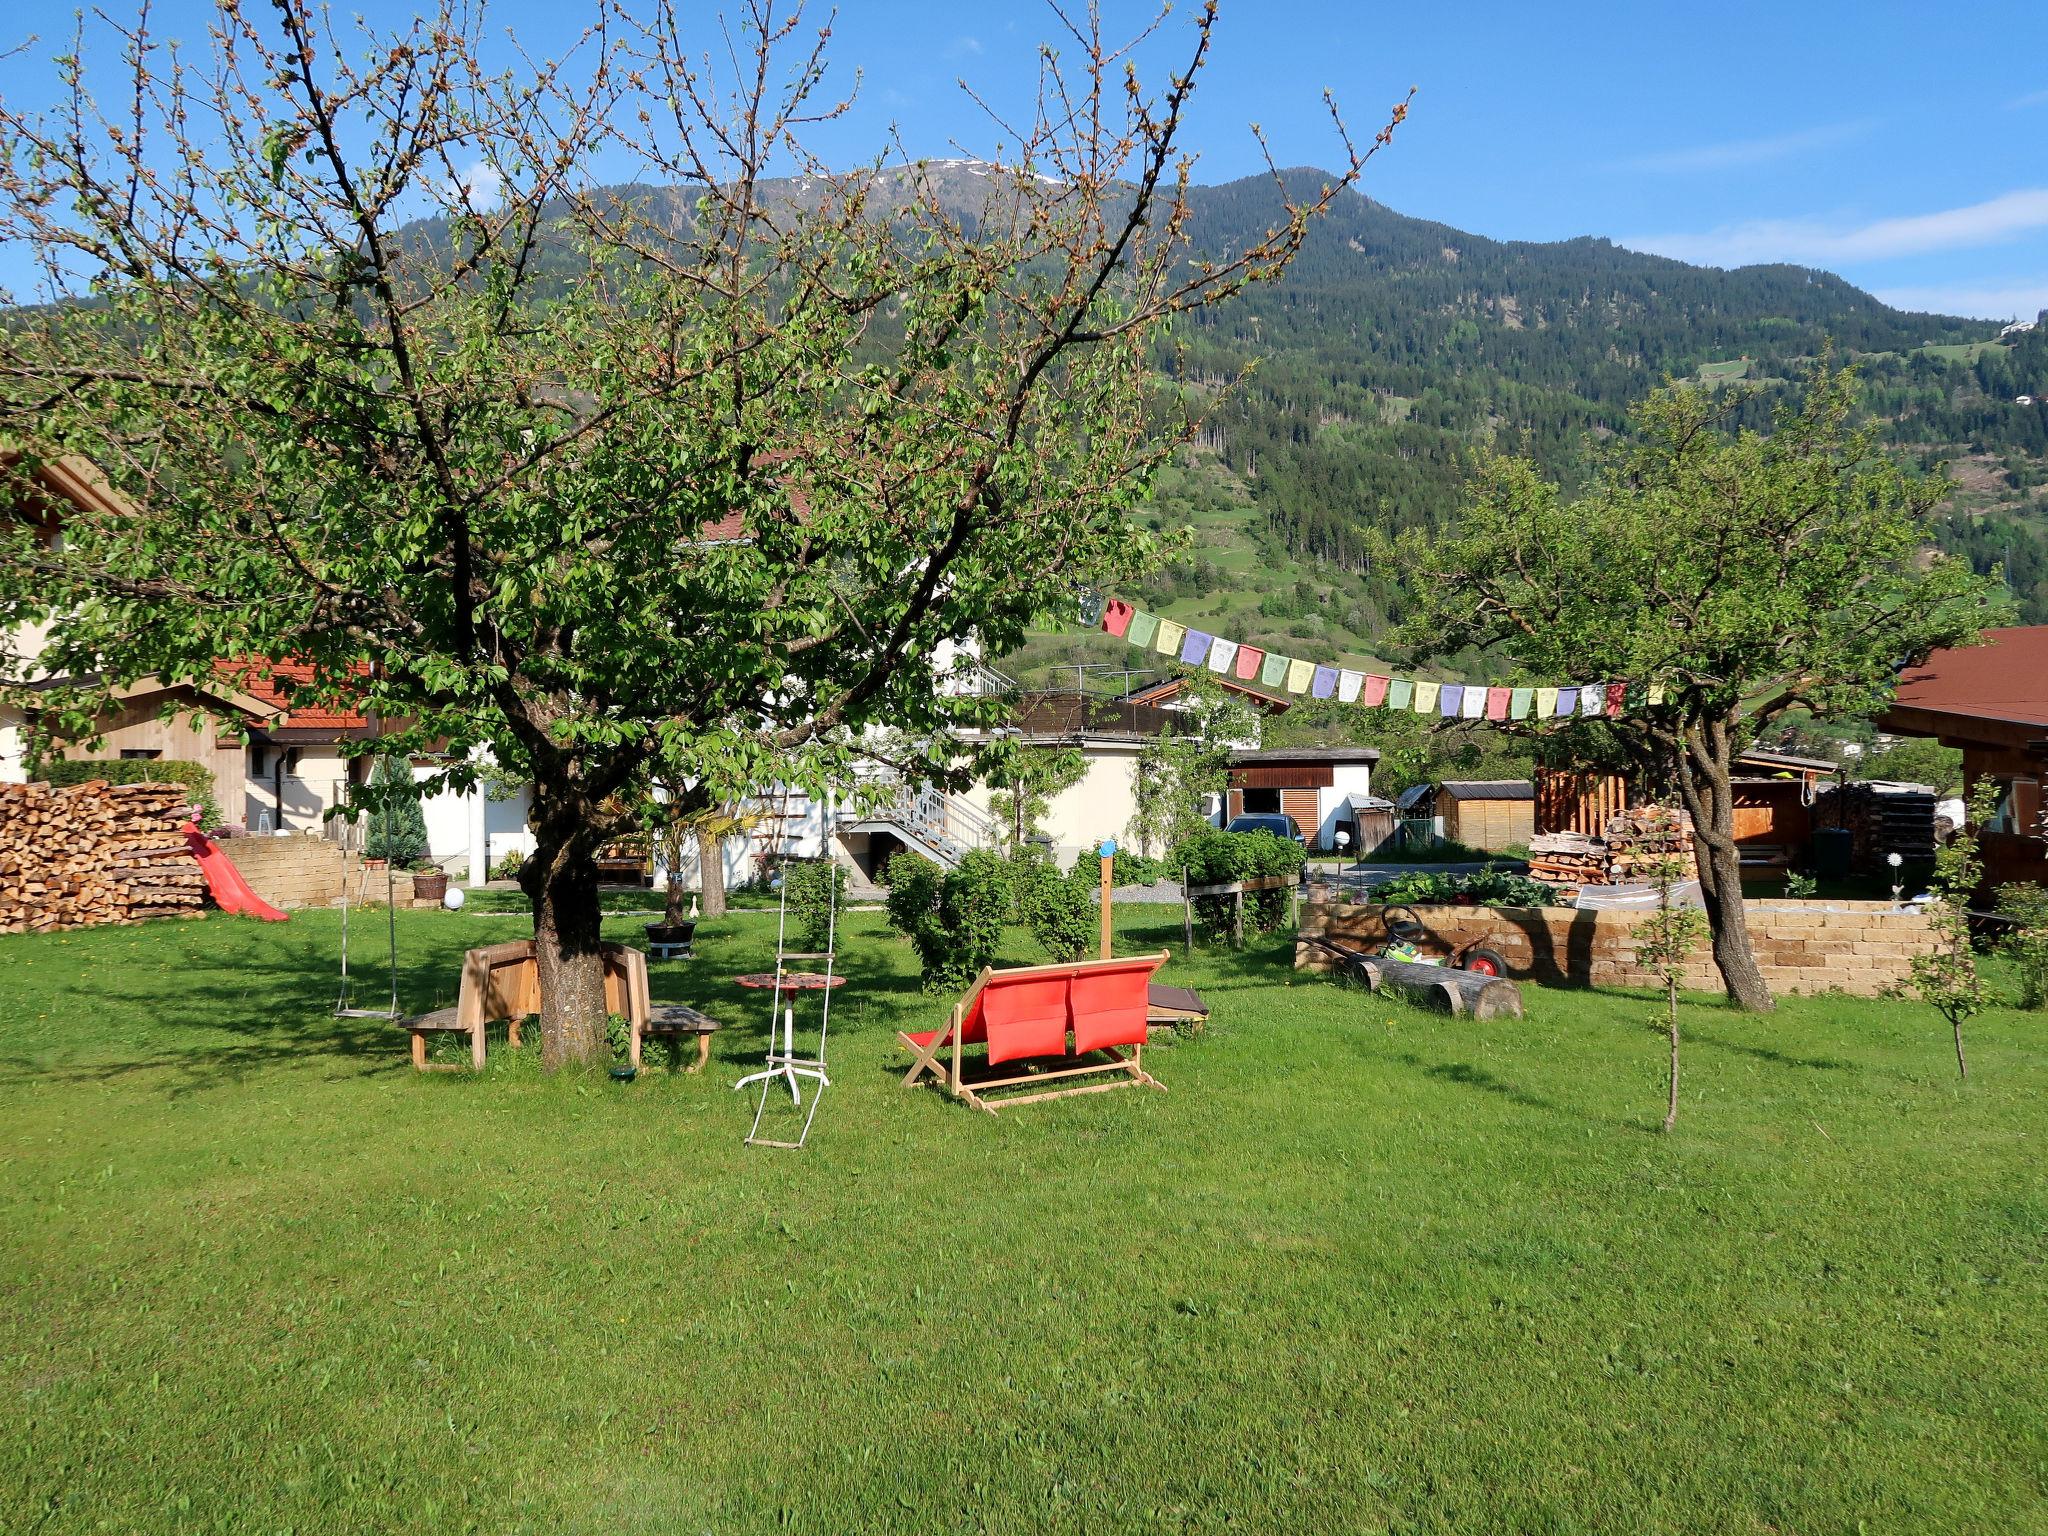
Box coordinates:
[403,1006,488,1072]
[400,939,648,1072]
[630,1003,722,1073]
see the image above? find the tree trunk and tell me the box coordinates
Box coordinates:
[1952,1015,1968,1080]
[520,811,609,1069]
[1664,977,1681,1132]
[697,825,727,919]
[1675,720,1776,1013]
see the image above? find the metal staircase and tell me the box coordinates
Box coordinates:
[838,777,999,870]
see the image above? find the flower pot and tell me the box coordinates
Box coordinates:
[645,920,696,955]
[413,871,449,905]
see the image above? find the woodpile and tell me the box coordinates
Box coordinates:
[0,779,206,934]
[1528,807,1695,899]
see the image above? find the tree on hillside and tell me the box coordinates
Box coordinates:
[0,0,1407,1064]
[1400,361,2010,1010]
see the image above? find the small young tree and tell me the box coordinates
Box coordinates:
[1911,781,2000,1079]
[1128,674,1260,856]
[361,756,429,867]
[1637,851,1708,1132]
[1400,361,2010,1011]
[986,745,1086,857]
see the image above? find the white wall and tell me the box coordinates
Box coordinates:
[245,745,356,834]
[1039,746,1142,869]
[1311,761,1376,849]
[0,706,25,785]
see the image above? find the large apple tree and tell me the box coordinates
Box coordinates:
[0,0,1406,1062]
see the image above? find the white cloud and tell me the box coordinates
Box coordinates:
[1622,187,2048,267]
[1615,119,1873,174]
[454,160,504,209]
[1871,280,2048,321]
[2007,88,2048,110]
[945,35,983,57]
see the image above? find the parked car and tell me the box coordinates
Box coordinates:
[1225,812,1305,845]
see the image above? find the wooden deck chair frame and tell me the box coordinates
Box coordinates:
[899,951,1170,1114]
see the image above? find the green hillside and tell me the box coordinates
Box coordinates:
[1007,172,2047,682]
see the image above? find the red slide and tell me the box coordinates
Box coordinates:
[182,822,289,922]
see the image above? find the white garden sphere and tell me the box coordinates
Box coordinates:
[442,887,466,911]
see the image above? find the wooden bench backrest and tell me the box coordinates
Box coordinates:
[457,940,647,1028]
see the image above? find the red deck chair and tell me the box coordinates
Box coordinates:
[898,952,1169,1114]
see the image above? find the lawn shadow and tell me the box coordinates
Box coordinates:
[1687,1028,1856,1073]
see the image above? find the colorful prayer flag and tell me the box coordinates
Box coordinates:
[1606,682,1627,717]
[1510,686,1534,720]
[1337,669,1364,703]
[1100,597,1132,637]
[1553,686,1577,716]
[1311,664,1338,699]
[1386,677,1414,710]
[1461,686,1487,719]
[1363,674,1391,707]
[1580,684,1604,717]
[1208,638,1238,675]
[1285,657,1314,694]
[1486,686,1511,721]
[1439,683,1464,717]
[1260,651,1290,689]
[1648,683,1666,706]
[1082,592,1111,628]
[1413,680,1441,714]
[1181,629,1212,667]
[1126,611,1159,650]
[1236,644,1264,682]
[1155,619,1186,657]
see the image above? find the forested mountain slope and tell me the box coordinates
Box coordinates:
[1031,169,2045,686]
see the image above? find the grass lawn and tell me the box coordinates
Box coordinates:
[3,905,2044,1533]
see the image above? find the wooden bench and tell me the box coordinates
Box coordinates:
[402,939,649,1071]
[900,952,1170,1114]
[630,1003,722,1073]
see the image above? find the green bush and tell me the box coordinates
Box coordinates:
[359,755,429,866]
[1992,882,2048,1009]
[1373,868,1557,908]
[1020,857,1096,963]
[1111,848,1165,887]
[882,847,1012,991]
[1173,829,1306,940]
[781,858,847,952]
[36,757,221,829]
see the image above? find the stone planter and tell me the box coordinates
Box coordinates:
[644,920,696,958]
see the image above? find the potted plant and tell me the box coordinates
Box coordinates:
[412,861,449,905]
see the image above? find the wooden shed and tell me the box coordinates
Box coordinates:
[1433,780,1535,852]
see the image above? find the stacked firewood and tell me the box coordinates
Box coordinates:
[1527,830,1609,895]
[1601,805,1695,879]
[0,779,205,933]
[1528,807,1695,898]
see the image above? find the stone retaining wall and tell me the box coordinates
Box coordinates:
[216,834,421,910]
[1296,898,1937,997]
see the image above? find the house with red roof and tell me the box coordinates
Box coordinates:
[1880,625,2048,888]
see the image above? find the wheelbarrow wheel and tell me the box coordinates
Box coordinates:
[1460,946,1509,978]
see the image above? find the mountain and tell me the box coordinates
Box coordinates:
[990,170,2046,686]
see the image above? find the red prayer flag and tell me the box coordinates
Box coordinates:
[1606,681,1627,716]
[1235,645,1264,681]
[1102,599,1135,638]
[1486,686,1511,721]
[1362,673,1390,707]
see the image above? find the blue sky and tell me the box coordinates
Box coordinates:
[3,0,2045,318]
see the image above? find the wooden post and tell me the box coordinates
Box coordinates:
[1233,885,1245,949]
[1181,866,1193,955]
[1098,837,1116,961]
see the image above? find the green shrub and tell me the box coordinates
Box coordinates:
[359,755,428,865]
[1173,829,1306,940]
[488,849,526,882]
[883,847,1011,991]
[781,858,847,952]
[1992,882,2048,1009]
[36,757,221,829]
[1373,868,1557,908]
[1020,858,1096,963]
[1110,848,1165,887]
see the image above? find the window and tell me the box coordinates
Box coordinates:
[118,748,161,761]
[1986,779,2019,835]
[1241,787,1280,814]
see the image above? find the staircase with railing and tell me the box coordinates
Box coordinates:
[837,776,1000,871]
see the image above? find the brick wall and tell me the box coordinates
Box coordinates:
[1296,897,1938,997]
[216,834,420,910]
